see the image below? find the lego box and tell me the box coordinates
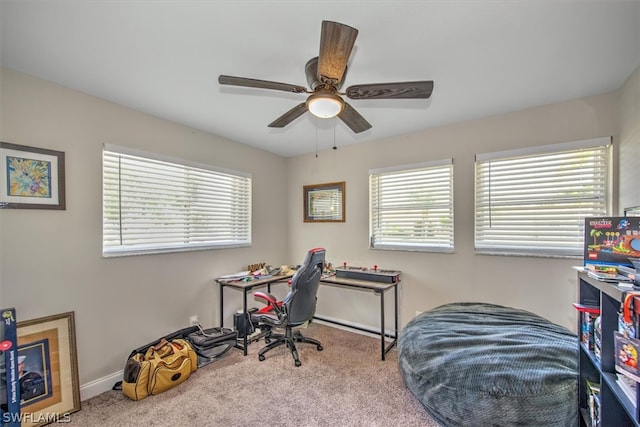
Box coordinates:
[1,307,20,427]
[584,217,640,268]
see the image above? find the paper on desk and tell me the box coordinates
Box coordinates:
[218,270,250,279]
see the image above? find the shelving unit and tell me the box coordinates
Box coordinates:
[578,272,640,426]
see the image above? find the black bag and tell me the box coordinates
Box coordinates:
[233,310,256,338]
[186,325,237,367]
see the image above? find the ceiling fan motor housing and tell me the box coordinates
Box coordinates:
[305,57,322,90]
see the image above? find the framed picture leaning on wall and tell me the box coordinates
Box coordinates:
[17,312,80,426]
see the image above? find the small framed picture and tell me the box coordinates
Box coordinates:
[0,142,66,210]
[303,181,345,222]
[17,312,80,426]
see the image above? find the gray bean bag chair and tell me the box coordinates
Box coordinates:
[398,302,578,427]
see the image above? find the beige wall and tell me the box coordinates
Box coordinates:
[286,90,621,332]
[619,65,640,212]
[0,69,290,384]
[1,63,638,394]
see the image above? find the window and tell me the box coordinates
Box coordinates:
[475,137,611,257]
[370,160,454,252]
[103,145,251,257]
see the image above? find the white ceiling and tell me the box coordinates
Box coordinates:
[1,1,639,157]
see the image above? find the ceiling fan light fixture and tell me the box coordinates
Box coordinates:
[307,91,344,118]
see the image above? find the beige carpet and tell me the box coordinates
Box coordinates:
[68,323,438,427]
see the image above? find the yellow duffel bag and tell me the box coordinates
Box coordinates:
[122,338,197,401]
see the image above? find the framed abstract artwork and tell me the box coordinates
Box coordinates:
[303,181,345,222]
[17,312,80,426]
[0,142,66,210]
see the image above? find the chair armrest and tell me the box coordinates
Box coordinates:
[254,291,285,317]
[254,291,277,305]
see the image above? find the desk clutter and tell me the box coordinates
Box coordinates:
[217,261,401,284]
[216,263,297,283]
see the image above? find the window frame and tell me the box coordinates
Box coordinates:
[474,137,612,258]
[369,159,454,253]
[102,144,252,257]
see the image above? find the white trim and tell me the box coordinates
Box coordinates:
[103,143,252,178]
[369,158,452,175]
[103,242,251,258]
[80,370,123,401]
[475,136,611,161]
[371,244,455,253]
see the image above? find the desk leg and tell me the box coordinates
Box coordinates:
[242,288,249,356]
[219,283,225,327]
[394,284,399,343]
[380,291,386,361]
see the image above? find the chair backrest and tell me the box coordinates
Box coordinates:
[283,247,326,325]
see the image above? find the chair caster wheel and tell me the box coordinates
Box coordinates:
[295,360,301,367]
[317,345,323,351]
[258,355,265,362]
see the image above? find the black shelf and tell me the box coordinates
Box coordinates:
[602,372,639,424]
[578,272,640,427]
[580,342,601,370]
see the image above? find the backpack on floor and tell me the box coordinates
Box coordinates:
[185,325,238,367]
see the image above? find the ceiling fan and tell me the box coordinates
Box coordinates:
[218,20,434,134]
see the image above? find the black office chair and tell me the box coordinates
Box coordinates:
[251,247,326,366]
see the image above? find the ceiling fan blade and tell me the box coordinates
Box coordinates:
[219,75,308,94]
[318,21,358,86]
[268,103,308,128]
[338,102,372,133]
[346,81,434,100]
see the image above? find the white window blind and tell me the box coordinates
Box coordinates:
[370,160,454,252]
[475,138,611,257]
[103,146,251,257]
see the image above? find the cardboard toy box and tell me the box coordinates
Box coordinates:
[1,307,20,427]
[584,216,640,268]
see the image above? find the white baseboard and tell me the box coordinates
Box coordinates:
[80,370,122,401]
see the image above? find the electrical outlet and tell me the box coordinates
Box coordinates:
[189,315,199,326]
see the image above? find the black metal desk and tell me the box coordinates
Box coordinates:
[216,274,399,360]
[317,275,399,361]
[216,274,292,355]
